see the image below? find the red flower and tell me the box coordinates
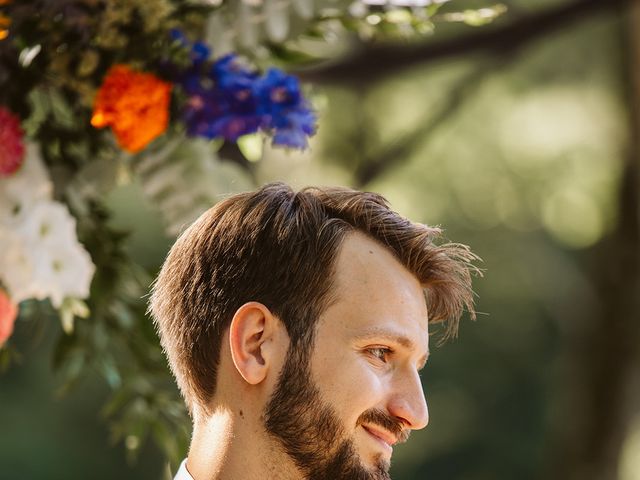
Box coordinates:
[0,106,25,177]
[91,65,172,153]
[0,289,17,347]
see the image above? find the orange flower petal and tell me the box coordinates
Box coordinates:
[0,290,17,346]
[91,65,172,153]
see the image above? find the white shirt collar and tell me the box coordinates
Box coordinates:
[174,459,195,480]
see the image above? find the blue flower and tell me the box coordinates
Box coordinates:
[271,111,317,149]
[169,29,186,44]
[211,54,258,89]
[191,42,211,65]
[164,32,317,149]
[254,68,317,148]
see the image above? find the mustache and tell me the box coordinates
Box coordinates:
[356,408,411,444]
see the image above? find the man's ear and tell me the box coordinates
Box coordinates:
[228,302,282,385]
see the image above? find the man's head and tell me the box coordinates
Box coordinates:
[149,182,477,478]
[262,232,432,479]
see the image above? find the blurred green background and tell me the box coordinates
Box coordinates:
[2,0,640,479]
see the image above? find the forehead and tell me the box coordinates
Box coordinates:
[319,232,429,348]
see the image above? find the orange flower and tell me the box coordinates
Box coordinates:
[0,0,12,40]
[0,289,17,347]
[91,65,172,153]
[0,14,10,41]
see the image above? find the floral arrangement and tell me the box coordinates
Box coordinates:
[0,0,501,464]
[0,2,319,345]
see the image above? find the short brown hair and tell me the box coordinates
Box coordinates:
[149,183,479,414]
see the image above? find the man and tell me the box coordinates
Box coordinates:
[149,182,478,480]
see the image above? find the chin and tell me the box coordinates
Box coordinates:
[369,453,390,473]
[362,454,392,480]
[355,437,392,474]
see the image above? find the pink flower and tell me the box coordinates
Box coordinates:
[0,289,18,346]
[0,106,26,177]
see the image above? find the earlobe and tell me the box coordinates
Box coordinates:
[228,302,276,385]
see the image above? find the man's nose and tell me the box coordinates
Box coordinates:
[387,369,429,430]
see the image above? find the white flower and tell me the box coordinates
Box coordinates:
[16,201,79,249]
[0,211,96,308]
[0,143,53,226]
[0,142,95,310]
[10,201,95,308]
[29,236,95,308]
[0,235,35,304]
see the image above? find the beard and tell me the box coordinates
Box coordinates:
[263,343,406,480]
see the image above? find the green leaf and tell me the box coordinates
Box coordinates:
[0,345,18,372]
[59,298,90,334]
[103,387,133,418]
[268,44,321,66]
[151,419,180,463]
[100,358,122,389]
[265,0,291,43]
[426,3,444,18]
[55,348,87,395]
[22,88,51,137]
[134,135,254,235]
[384,9,413,25]
[49,89,77,129]
[52,332,77,371]
[110,301,136,330]
[237,133,264,163]
[440,5,508,27]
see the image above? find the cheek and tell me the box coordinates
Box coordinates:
[314,353,386,420]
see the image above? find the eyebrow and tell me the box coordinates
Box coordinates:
[353,327,430,369]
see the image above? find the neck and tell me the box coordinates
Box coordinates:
[185,406,301,480]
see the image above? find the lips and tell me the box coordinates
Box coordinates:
[362,424,398,450]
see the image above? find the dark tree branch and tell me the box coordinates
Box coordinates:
[354,59,499,188]
[299,0,629,86]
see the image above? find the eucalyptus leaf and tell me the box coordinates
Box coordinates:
[47,139,62,159]
[100,358,122,389]
[237,2,259,49]
[0,345,18,372]
[385,8,412,24]
[426,3,442,17]
[292,0,315,19]
[70,157,120,201]
[52,331,77,370]
[92,320,109,351]
[205,14,234,56]
[135,136,254,235]
[265,0,290,42]
[57,348,86,388]
[151,420,181,464]
[65,141,90,162]
[268,44,321,65]
[102,387,133,418]
[48,89,77,129]
[110,301,136,330]
[22,88,51,137]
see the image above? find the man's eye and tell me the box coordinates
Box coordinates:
[368,347,392,362]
